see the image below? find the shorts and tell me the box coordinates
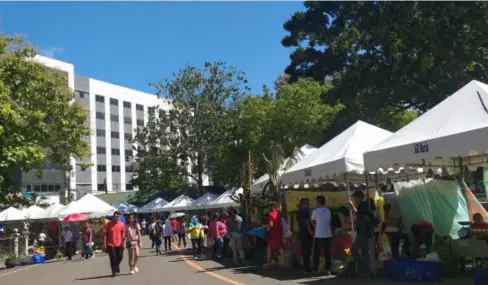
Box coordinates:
[126,240,140,248]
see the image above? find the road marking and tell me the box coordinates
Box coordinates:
[0,264,38,278]
[172,245,246,285]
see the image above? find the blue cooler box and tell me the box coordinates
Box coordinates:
[473,268,488,285]
[384,260,440,283]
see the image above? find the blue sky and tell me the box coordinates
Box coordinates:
[0,2,304,94]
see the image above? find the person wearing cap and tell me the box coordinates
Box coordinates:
[348,190,375,278]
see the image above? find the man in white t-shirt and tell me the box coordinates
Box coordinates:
[62,226,74,260]
[311,195,332,275]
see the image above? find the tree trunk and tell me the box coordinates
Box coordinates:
[197,153,204,195]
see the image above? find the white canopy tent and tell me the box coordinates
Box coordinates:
[22,205,44,220]
[251,144,317,194]
[35,203,66,221]
[281,121,392,185]
[175,193,217,211]
[0,207,27,222]
[364,80,488,173]
[162,195,194,212]
[138,198,169,213]
[113,201,138,214]
[207,188,243,209]
[57,194,116,219]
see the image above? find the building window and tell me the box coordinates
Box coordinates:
[124,133,132,140]
[123,117,132,124]
[112,148,120,155]
[112,165,121,172]
[123,101,131,108]
[110,114,119,122]
[125,149,133,157]
[81,165,86,171]
[76,90,87,99]
[97,184,105,191]
[96,147,106,154]
[148,106,155,115]
[110,98,118,106]
[97,165,107,172]
[96,129,105,137]
[136,104,144,111]
[95,95,104,103]
[136,119,144,126]
[126,184,133,190]
[96,112,105,120]
[111,131,120,139]
[125,166,134,172]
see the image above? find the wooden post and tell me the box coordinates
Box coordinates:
[247,151,253,228]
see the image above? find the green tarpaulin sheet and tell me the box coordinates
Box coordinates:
[394,179,469,239]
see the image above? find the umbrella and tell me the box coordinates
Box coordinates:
[63,213,88,223]
[169,212,185,219]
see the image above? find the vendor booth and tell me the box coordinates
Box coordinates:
[207,188,242,209]
[363,80,488,281]
[57,194,116,219]
[112,201,138,214]
[138,197,169,213]
[161,195,194,212]
[174,193,217,211]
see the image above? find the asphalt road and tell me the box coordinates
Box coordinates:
[0,236,471,285]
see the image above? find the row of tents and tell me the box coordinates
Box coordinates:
[115,188,242,214]
[251,80,488,190]
[0,188,243,222]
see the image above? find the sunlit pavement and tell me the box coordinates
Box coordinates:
[0,236,471,285]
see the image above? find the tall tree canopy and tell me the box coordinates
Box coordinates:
[211,78,343,187]
[0,34,90,204]
[282,2,487,140]
[149,62,249,191]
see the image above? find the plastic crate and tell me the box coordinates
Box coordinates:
[383,260,440,283]
[472,268,488,285]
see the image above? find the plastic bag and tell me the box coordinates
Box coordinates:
[32,253,45,264]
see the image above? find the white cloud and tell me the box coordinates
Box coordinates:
[38,45,64,58]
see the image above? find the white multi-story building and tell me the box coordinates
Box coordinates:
[21,55,208,203]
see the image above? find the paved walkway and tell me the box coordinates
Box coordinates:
[0,237,471,285]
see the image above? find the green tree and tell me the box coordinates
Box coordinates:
[131,108,189,195]
[150,62,249,192]
[282,2,487,140]
[213,78,343,187]
[0,34,90,206]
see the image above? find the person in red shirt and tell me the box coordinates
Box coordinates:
[265,201,284,268]
[170,218,178,242]
[470,213,488,240]
[105,211,126,277]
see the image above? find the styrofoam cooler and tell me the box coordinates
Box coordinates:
[384,260,440,283]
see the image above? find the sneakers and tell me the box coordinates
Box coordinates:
[134,266,139,273]
[130,270,135,275]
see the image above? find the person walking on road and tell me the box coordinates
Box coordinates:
[227,209,244,264]
[188,215,203,260]
[141,218,147,235]
[177,217,188,248]
[153,220,164,255]
[148,216,157,249]
[83,222,94,259]
[62,226,73,260]
[105,211,126,277]
[311,195,333,275]
[126,214,142,274]
[163,219,173,251]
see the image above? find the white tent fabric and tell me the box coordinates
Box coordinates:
[0,207,27,222]
[207,188,243,209]
[57,194,116,218]
[138,198,169,213]
[22,205,44,219]
[35,203,66,221]
[364,80,488,172]
[281,121,392,185]
[176,193,217,211]
[162,195,194,212]
[113,201,138,214]
[251,144,317,194]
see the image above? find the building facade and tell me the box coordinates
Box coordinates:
[21,55,210,202]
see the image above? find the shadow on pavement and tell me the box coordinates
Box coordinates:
[75,273,131,280]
